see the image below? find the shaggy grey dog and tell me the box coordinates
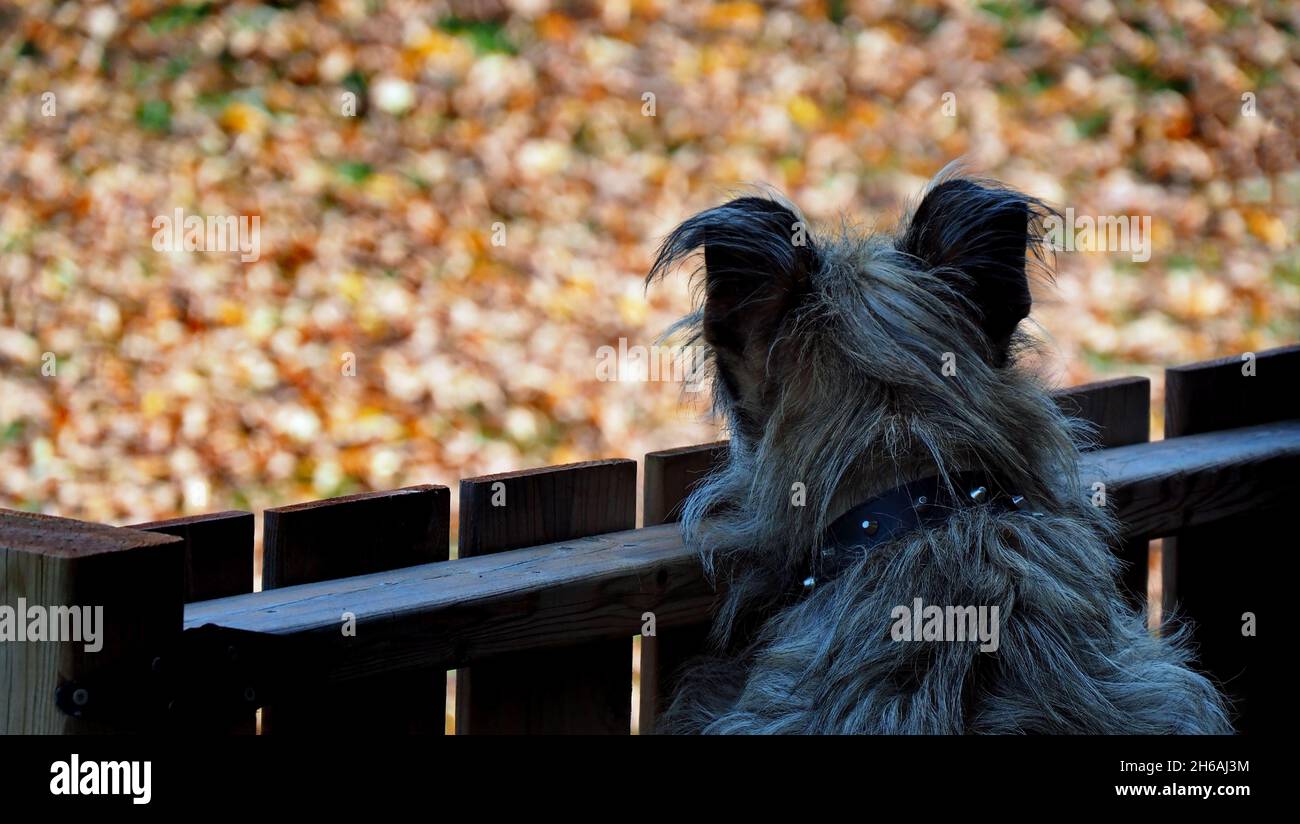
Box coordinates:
[646,170,1233,734]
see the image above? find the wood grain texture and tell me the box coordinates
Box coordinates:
[1,509,183,733]
[458,459,638,555]
[186,421,1300,691]
[261,485,450,734]
[639,441,727,734]
[1162,344,1297,735]
[263,485,449,589]
[455,459,636,734]
[1165,344,1300,439]
[129,510,254,603]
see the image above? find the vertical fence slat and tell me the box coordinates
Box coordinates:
[1051,377,1152,604]
[131,510,256,732]
[643,442,731,527]
[638,441,727,734]
[263,486,450,589]
[455,459,636,734]
[129,510,255,604]
[1051,376,1150,450]
[261,485,450,734]
[1,509,184,733]
[1166,344,1300,438]
[1163,344,1299,734]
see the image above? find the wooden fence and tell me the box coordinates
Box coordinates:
[2,345,1295,734]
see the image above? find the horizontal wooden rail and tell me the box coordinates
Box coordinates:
[182,420,1300,686]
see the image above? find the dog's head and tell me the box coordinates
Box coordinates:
[647,171,1107,642]
[648,172,1087,627]
[649,174,1048,449]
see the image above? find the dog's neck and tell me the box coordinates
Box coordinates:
[825,457,964,526]
[811,468,1031,590]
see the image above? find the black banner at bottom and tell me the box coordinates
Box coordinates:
[0,734,1267,811]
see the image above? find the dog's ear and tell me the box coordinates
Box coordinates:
[696,197,815,358]
[898,178,1040,361]
[648,197,817,431]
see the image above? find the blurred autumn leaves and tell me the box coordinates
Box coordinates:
[0,0,1297,530]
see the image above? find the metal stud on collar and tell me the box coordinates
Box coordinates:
[969,486,987,504]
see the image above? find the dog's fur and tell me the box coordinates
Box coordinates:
[646,170,1233,734]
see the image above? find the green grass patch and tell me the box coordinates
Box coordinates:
[335,161,374,183]
[978,0,1045,21]
[1116,63,1191,94]
[1072,111,1110,138]
[136,100,173,133]
[148,3,214,33]
[1,419,27,445]
[438,17,517,55]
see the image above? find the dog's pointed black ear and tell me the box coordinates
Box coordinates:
[898,178,1041,359]
[648,196,816,430]
[696,197,815,357]
[649,197,815,355]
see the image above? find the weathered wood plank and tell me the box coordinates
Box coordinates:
[130,510,256,733]
[263,485,449,589]
[1165,344,1300,440]
[186,421,1300,688]
[2,509,184,733]
[643,441,729,526]
[639,441,726,734]
[129,511,254,603]
[1051,376,1150,450]
[1052,376,1153,605]
[1162,344,1298,734]
[455,459,636,734]
[261,485,450,734]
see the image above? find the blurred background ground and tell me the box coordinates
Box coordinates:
[1,0,1297,556]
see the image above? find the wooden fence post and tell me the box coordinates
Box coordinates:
[130,510,256,732]
[639,441,727,734]
[455,459,636,734]
[1052,376,1152,604]
[1163,344,1299,734]
[260,485,450,734]
[1,509,183,733]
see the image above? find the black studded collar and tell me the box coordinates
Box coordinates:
[803,471,1031,592]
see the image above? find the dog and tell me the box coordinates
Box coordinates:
[645,169,1233,734]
